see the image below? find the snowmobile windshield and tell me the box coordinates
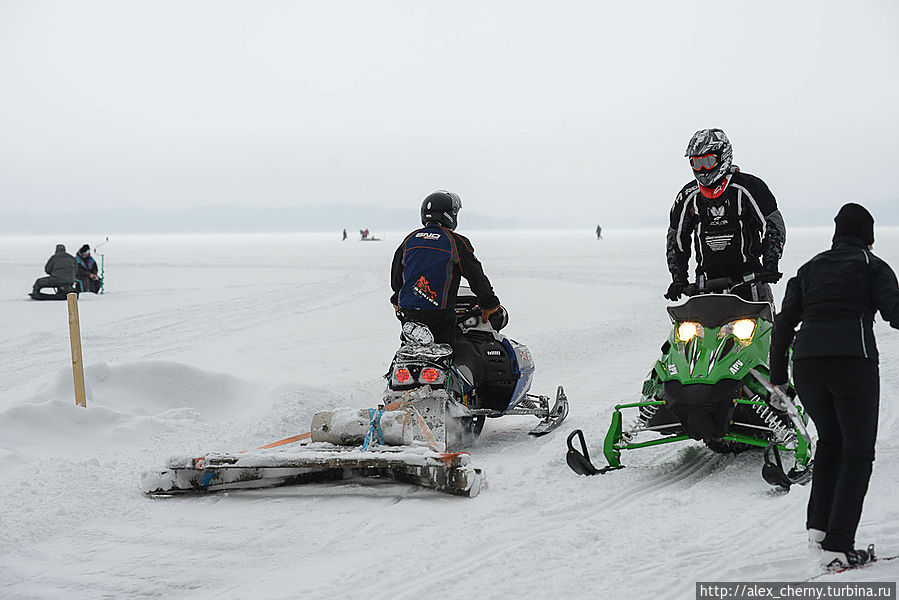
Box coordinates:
[667,294,773,328]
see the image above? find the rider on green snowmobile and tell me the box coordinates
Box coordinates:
[665,129,786,304]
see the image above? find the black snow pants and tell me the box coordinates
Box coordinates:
[792,357,879,553]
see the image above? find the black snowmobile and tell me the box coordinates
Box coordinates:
[385,287,569,449]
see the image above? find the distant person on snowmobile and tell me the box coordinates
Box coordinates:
[32,244,76,295]
[665,128,786,303]
[770,203,899,570]
[390,190,503,345]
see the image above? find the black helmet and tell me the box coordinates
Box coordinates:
[685,128,733,187]
[421,190,462,230]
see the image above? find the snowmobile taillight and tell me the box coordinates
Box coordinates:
[394,368,412,383]
[419,367,444,384]
[676,321,700,342]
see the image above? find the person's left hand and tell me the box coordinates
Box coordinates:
[768,383,791,410]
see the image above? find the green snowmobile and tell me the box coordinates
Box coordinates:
[567,276,814,489]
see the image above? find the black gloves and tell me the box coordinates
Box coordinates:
[756,269,783,284]
[664,281,685,301]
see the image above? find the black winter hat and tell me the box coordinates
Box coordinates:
[834,203,874,245]
[79,244,91,254]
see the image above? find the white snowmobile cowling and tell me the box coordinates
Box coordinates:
[311,408,415,446]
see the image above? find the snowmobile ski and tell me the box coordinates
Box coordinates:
[566,429,623,476]
[527,387,569,436]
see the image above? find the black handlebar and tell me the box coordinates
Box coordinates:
[683,277,735,297]
[455,306,482,323]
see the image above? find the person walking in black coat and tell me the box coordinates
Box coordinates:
[769,203,899,570]
[33,244,76,294]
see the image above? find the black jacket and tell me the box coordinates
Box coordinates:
[44,245,76,284]
[667,169,786,282]
[769,235,899,384]
[390,225,500,311]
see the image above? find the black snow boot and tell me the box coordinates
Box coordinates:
[821,545,875,570]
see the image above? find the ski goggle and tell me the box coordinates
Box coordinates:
[689,153,718,171]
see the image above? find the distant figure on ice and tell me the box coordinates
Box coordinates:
[665,128,786,304]
[390,190,503,345]
[360,228,370,240]
[32,244,76,298]
[595,225,602,240]
[770,203,899,570]
[342,228,347,241]
[75,244,102,294]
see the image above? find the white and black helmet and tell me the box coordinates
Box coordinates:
[685,128,733,187]
[421,190,462,230]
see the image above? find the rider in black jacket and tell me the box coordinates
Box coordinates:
[390,191,502,344]
[769,203,899,569]
[665,129,786,303]
[33,244,76,294]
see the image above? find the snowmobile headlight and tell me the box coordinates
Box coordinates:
[676,321,700,342]
[722,318,756,342]
[419,367,445,385]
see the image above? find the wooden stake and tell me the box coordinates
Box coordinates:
[67,292,87,408]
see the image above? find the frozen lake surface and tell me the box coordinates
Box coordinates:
[1,229,898,598]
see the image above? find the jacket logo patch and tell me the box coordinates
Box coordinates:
[709,206,725,219]
[413,276,439,306]
[705,234,734,252]
[415,233,442,240]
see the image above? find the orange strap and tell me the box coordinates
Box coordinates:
[438,451,468,466]
[256,432,312,449]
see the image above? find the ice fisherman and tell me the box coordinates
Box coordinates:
[32,244,76,295]
[389,190,504,345]
[75,244,102,293]
[665,129,786,303]
[769,203,899,570]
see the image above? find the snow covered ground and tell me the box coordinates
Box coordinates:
[1,229,898,599]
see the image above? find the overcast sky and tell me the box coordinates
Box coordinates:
[1,0,898,229]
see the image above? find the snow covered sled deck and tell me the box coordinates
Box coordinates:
[141,444,484,498]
